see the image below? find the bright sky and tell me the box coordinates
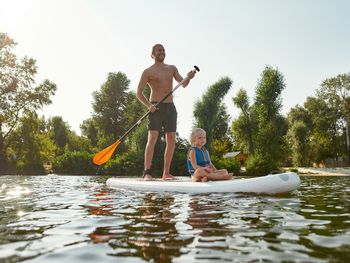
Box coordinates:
[1,0,350,140]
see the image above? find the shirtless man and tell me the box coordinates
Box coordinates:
[136,44,196,180]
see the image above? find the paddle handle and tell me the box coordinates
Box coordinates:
[119,65,200,142]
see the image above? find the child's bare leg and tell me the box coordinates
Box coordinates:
[215,169,228,175]
[216,169,234,178]
[191,174,202,182]
[191,167,233,181]
[192,167,210,182]
[207,170,233,180]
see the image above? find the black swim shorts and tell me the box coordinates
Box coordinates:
[148,102,177,132]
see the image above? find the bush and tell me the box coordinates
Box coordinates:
[102,157,124,175]
[16,160,46,175]
[211,156,241,175]
[102,150,143,176]
[53,151,97,175]
[246,154,277,176]
[289,167,298,173]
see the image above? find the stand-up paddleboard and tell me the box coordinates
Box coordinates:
[106,172,300,194]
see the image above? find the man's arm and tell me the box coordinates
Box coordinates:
[136,70,156,112]
[173,66,196,88]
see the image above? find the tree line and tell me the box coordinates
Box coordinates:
[1,32,349,176]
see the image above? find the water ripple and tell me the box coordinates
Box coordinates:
[0,175,349,262]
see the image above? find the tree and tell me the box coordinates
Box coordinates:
[9,112,56,174]
[47,116,91,154]
[193,77,232,148]
[231,66,287,175]
[288,120,309,166]
[319,73,350,119]
[304,96,341,164]
[48,116,69,149]
[92,72,130,142]
[287,105,312,166]
[252,66,287,171]
[91,72,145,149]
[80,118,98,147]
[318,73,350,163]
[232,89,255,154]
[0,33,56,173]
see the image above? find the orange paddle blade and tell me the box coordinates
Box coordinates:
[93,140,121,165]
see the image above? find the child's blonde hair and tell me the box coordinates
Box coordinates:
[190,128,206,145]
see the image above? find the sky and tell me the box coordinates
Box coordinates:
[1,0,350,140]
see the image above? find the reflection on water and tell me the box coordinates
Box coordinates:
[0,175,349,263]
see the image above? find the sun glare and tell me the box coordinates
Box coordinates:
[5,186,31,200]
[0,0,34,31]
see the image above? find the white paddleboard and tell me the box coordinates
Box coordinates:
[106,172,300,194]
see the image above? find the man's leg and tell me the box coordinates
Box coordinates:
[163,131,176,180]
[144,130,159,180]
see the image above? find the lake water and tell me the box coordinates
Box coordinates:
[0,175,349,263]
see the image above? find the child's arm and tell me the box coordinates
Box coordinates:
[190,150,212,173]
[207,153,217,171]
[189,149,199,170]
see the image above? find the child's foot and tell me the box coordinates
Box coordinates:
[201,176,208,182]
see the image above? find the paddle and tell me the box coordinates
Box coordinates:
[92,65,200,165]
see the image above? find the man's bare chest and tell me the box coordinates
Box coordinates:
[148,70,173,84]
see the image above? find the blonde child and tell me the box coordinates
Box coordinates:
[187,128,233,182]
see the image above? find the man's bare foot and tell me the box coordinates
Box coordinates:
[227,173,234,180]
[162,174,175,180]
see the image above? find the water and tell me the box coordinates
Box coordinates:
[0,175,349,263]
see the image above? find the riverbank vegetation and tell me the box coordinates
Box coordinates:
[1,33,349,176]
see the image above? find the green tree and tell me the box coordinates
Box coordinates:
[80,118,98,147]
[193,77,232,148]
[319,73,350,119]
[252,66,287,172]
[232,66,287,175]
[0,33,56,173]
[91,73,146,150]
[231,89,255,154]
[304,96,341,164]
[65,131,92,153]
[9,112,56,174]
[288,120,309,166]
[53,151,97,175]
[92,72,131,144]
[47,116,92,154]
[286,105,312,166]
[318,73,350,162]
[48,116,69,151]
[89,78,153,174]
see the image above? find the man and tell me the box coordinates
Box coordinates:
[136,44,196,180]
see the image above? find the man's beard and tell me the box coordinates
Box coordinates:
[156,54,165,62]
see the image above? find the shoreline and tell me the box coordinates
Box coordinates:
[296,167,350,176]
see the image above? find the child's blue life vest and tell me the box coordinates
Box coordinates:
[186,146,211,175]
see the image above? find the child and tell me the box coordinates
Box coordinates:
[187,128,233,182]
